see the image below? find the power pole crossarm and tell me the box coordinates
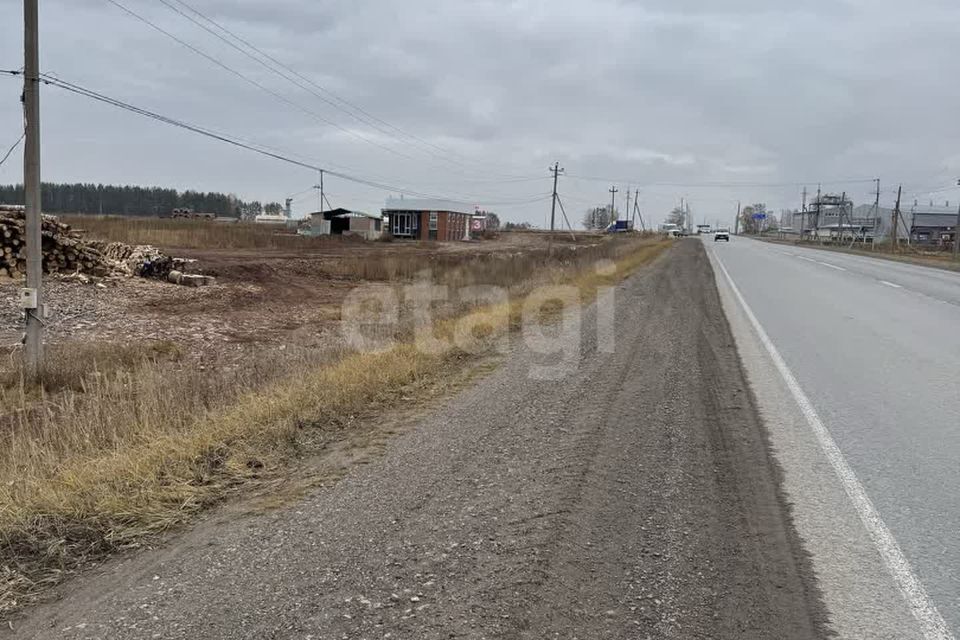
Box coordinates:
[23,0,43,376]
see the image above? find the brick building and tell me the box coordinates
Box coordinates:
[382,198,473,241]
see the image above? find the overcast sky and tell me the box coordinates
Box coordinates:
[2,0,960,227]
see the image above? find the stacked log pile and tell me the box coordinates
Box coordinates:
[0,206,213,286]
[0,206,114,279]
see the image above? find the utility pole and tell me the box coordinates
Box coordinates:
[954,179,960,259]
[871,178,880,250]
[633,188,643,231]
[874,179,881,220]
[609,186,619,225]
[734,201,740,235]
[317,170,325,213]
[814,184,822,242]
[892,185,902,253]
[839,191,847,244]
[625,188,631,228]
[800,186,807,243]
[548,162,562,252]
[23,0,43,377]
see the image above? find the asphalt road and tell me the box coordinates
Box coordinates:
[707,236,960,639]
[9,241,827,639]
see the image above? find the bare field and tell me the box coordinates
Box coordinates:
[1,221,612,356]
[0,217,670,616]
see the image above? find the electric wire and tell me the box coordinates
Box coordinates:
[156,0,480,173]
[0,132,25,170]
[564,174,879,189]
[2,70,547,205]
[164,0,540,180]
[104,0,425,164]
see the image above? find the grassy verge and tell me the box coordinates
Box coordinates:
[0,237,670,615]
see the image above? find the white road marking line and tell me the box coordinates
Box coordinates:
[793,254,847,271]
[880,280,903,289]
[712,251,955,640]
[816,260,847,271]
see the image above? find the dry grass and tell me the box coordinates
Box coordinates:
[325,236,653,287]
[58,215,332,250]
[0,341,182,397]
[0,236,670,615]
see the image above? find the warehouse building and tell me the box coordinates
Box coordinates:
[907,204,957,246]
[382,198,473,241]
[309,208,383,240]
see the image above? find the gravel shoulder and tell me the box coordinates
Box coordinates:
[8,240,828,639]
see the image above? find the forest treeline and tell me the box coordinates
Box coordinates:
[0,182,283,218]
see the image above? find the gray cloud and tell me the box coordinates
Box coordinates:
[1,0,959,226]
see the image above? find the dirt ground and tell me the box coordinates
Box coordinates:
[0,231,598,362]
[7,241,829,639]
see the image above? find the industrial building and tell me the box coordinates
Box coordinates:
[789,196,903,242]
[906,204,957,246]
[309,208,383,240]
[382,198,473,241]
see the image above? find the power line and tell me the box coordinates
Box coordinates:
[103,0,425,164]
[564,173,879,189]
[2,71,546,206]
[159,0,510,176]
[118,0,534,181]
[0,132,25,169]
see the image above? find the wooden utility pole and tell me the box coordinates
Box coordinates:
[23,0,43,376]
[609,186,619,224]
[892,185,902,253]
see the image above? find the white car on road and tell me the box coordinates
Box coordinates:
[714,228,730,242]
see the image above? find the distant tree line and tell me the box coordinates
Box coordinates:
[0,182,282,219]
[738,203,775,234]
[583,205,617,230]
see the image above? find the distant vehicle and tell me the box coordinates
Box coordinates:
[606,219,634,233]
[659,222,682,238]
[696,224,712,235]
[714,228,730,242]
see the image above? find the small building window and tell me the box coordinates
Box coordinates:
[429,212,438,230]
